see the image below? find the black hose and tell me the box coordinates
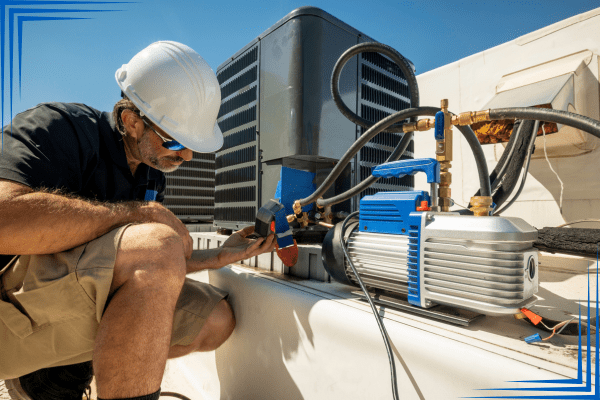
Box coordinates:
[471,120,536,209]
[490,120,525,192]
[340,211,400,400]
[318,132,414,207]
[298,107,440,207]
[482,107,600,209]
[490,107,600,139]
[455,124,491,197]
[492,120,536,208]
[307,109,493,207]
[331,42,419,133]
[494,121,540,215]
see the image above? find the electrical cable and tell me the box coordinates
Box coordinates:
[340,211,400,400]
[494,121,540,215]
[540,123,564,214]
[534,317,577,342]
[557,219,600,228]
[331,42,419,133]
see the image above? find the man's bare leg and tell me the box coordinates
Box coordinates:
[167,299,236,359]
[93,223,187,399]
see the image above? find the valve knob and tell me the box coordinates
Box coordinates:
[416,200,431,212]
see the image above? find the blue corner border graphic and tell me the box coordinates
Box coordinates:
[466,246,599,399]
[1,0,131,150]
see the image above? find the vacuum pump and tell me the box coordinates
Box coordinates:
[321,159,539,316]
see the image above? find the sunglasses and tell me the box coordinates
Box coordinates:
[143,119,186,151]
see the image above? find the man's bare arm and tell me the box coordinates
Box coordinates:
[187,226,276,272]
[0,179,192,256]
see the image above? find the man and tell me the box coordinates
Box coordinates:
[0,41,275,400]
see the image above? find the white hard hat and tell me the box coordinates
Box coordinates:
[115,41,223,152]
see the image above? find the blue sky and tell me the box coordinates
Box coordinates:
[4,0,600,121]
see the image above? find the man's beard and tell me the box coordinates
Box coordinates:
[138,131,184,173]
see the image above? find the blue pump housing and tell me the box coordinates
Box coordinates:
[356,159,440,306]
[359,191,429,235]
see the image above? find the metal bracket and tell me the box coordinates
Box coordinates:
[352,290,484,326]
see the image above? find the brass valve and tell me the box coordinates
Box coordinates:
[401,110,492,134]
[291,201,309,227]
[437,99,453,212]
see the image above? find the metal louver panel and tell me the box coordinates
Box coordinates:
[357,52,414,199]
[163,153,215,221]
[214,45,260,229]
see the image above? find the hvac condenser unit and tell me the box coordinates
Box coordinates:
[163,153,215,222]
[214,7,416,229]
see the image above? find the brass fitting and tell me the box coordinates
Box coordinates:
[451,110,491,126]
[323,206,333,224]
[295,212,309,228]
[293,200,303,215]
[470,196,493,216]
[441,99,449,111]
[403,118,435,133]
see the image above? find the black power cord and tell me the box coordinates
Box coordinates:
[340,211,400,400]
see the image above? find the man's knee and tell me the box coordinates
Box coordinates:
[209,300,236,342]
[168,299,235,358]
[111,223,187,294]
[195,299,235,352]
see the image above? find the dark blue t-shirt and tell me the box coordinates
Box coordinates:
[0,102,165,263]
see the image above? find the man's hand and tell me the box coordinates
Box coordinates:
[220,226,276,265]
[139,202,193,259]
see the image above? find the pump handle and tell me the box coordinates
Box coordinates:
[372,158,440,184]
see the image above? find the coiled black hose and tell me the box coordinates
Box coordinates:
[331,42,419,132]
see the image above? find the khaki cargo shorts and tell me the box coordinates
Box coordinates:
[0,225,227,379]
